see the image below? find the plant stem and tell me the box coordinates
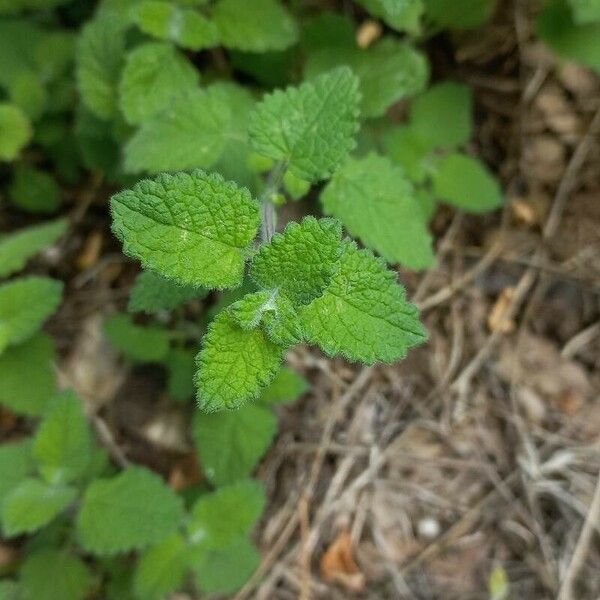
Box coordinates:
[259,162,285,244]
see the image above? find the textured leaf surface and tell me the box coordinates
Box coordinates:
[410,81,473,149]
[250,217,343,305]
[321,154,434,270]
[134,1,219,50]
[188,480,265,549]
[111,170,260,288]
[195,311,284,411]
[124,88,230,173]
[0,102,31,161]
[0,440,33,505]
[192,537,260,595]
[128,271,205,314]
[33,392,92,485]
[119,42,199,125]
[104,314,170,362]
[76,16,125,119]
[193,404,277,486]
[8,165,61,214]
[20,550,91,600]
[248,67,360,181]
[306,39,428,118]
[77,467,184,555]
[433,153,503,213]
[0,277,63,352]
[301,241,427,363]
[0,219,67,278]
[213,0,298,52]
[259,367,309,405]
[0,334,56,415]
[2,479,76,537]
[134,534,188,600]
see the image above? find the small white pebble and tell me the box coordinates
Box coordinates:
[417,517,440,539]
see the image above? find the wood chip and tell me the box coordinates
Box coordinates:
[320,530,366,592]
[487,287,516,334]
[356,20,382,49]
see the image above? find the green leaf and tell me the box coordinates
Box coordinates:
[424,0,496,29]
[300,241,427,363]
[0,277,63,353]
[0,440,33,505]
[128,271,206,314]
[104,314,170,362]
[0,581,20,600]
[195,311,285,411]
[193,404,277,486]
[259,367,308,405]
[213,0,298,52]
[2,478,76,537]
[0,334,56,416]
[33,391,92,485]
[133,534,189,600]
[165,348,196,401]
[77,16,126,119]
[410,81,473,149]
[250,217,343,305]
[432,153,503,213]
[0,218,67,278]
[569,0,600,23]
[538,0,600,71]
[355,0,424,33]
[124,88,230,173]
[301,11,355,51]
[111,170,260,289]
[0,103,31,161]
[283,171,311,200]
[9,165,61,214]
[119,42,199,125]
[19,550,92,600]
[248,67,360,182]
[133,0,219,50]
[8,72,47,122]
[306,39,428,119]
[321,154,434,270]
[77,467,184,555]
[192,537,260,595]
[187,480,265,549]
[382,126,430,184]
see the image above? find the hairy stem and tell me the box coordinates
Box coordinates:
[259,162,286,244]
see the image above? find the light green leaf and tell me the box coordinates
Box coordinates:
[192,537,260,595]
[301,241,428,363]
[193,404,277,486]
[213,0,298,52]
[9,165,61,214]
[0,440,33,505]
[306,39,428,119]
[0,580,20,600]
[2,478,76,537]
[165,348,196,401]
[128,271,206,314]
[134,534,189,600]
[424,0,496,29]
[250,217,343,305]
[0,334,56,416]
[432,153,503,213]
[77,467,184,555]
[569,0,600,23]
[133,0,219,50]
[33,391,92,485]
[0,103,31,161]
[124,88,230,173]
[195,311,285,411]
[111,170,260,289]
[355,0,424,33]
[382,126,430,184]
[0,277,63,353]
[19,550,92,600]
[410,81,473,149]
[283,171,311,200]
[77,16,126,119]
[259,367,309,405]
[538,0,600,71]
[0,218,67,278]
[187,480,265,549]
[119,42,199,125]
[104,314,170,362]
[321,154,434,270]
[248,67,360,182]
[8,72,47,122]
